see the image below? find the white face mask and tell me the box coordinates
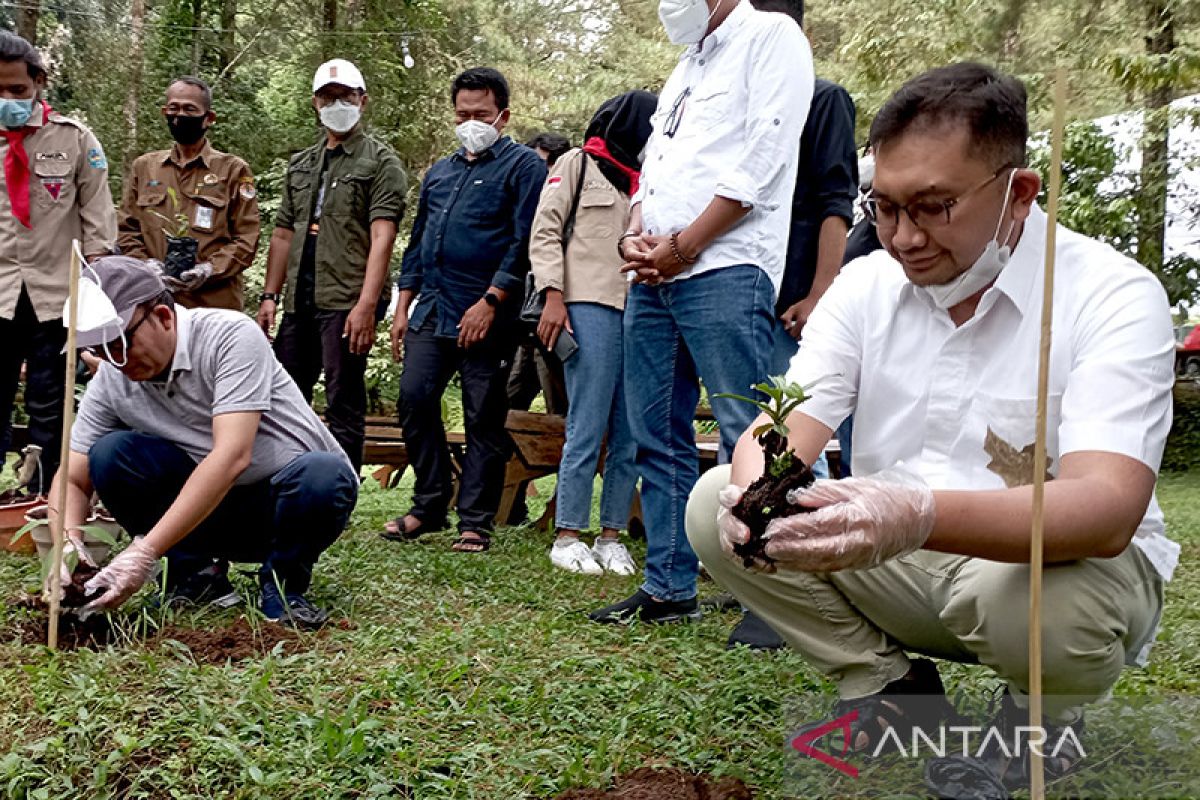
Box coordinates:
[920,169,1018,310]
[319,100,361,134]
[63,253,130,367]
[658,0,722,45]
[455,114,501,155]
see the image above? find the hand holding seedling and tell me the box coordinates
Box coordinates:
[81,537,159,614]
[764,470,936,572]
[716,484,775,572]
[41,532,99,604]
[163,261,213,293]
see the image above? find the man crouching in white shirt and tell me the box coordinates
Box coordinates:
[587,0,813,625]
[686,63,1176,790]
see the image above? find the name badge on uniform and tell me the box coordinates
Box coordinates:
[193,205,215,231]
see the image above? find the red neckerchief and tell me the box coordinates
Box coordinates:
[581,136,640,195]
[1,101,51,229]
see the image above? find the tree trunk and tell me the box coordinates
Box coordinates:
[322,0,337,58]
[219,0,237,73]
[16,0,39,46]
[990,0,1026,62]
[122,0,147,177]
[1136,0,1175,274]
[191,0,204,73]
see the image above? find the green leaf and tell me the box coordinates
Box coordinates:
[78,524,119,548]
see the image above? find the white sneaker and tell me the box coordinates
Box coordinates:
[592,538,637,576]
[550,538,603,575]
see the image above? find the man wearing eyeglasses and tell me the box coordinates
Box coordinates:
[47,257,358,629]
[687,63,1174,786]
[588,0,814,625]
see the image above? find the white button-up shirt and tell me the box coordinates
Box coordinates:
[634,1,813,292]
[787,205,1179,581]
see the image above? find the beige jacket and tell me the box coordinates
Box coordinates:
[0,110,117,322]
[529,148,630,311]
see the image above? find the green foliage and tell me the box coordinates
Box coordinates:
[1163,381,1200,472]
[717,375,811,442]
[1029,118,1200,311]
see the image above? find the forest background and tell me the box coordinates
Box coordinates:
[4,0,1200,410]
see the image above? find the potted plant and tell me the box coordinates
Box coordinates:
[0,445,45,554]
[716,376,818,568]
[149,188,197,279]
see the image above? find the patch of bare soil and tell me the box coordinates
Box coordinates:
[157,617,303,664]
[8,596,309,661]
[554,767,754,800]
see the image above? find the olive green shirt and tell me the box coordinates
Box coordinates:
[275,128,407,313]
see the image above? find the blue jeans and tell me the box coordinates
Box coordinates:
[623,265,774,601]
[557,303,638,532]
[88,431,358,594]
[768,318,830,480]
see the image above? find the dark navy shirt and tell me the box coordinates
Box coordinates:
[398,136,548,337]
[777,79,859,313]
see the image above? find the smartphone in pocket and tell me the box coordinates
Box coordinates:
[552,329,579,362]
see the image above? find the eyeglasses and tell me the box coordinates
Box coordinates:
[663,86,691,138]
[862,167,1013,231]
[88,307,153,362]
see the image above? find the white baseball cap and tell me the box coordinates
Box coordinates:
[313,59,366,93]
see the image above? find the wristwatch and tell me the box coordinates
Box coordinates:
[483,292,501,309]
[260,292,282,303]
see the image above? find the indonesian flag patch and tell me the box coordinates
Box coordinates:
[546,175,562,188]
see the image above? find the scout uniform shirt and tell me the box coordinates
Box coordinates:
[275,127,406,314]
[0,107,117,322]
[118,140,261,311]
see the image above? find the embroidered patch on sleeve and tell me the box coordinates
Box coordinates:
[546,175,562,188]
[86,148,107,170]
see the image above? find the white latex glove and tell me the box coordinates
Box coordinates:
[763,467,936,572]
[717,484,749,555]
[716,484,777,572]
[81,537,159,614]
[164,261,213,292]
[40,529,98,604]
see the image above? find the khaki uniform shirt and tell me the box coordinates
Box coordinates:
[275,128,406,313]
[529,149,631,311]
[119,141,261,310]
[0,110,117,322]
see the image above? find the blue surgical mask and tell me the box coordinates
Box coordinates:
[0,98,36,129]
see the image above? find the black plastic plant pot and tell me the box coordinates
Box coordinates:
[164,235,199,279]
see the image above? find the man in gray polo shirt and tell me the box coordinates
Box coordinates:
[48,256,357,628]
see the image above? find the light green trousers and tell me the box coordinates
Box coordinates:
[686,465,1164,723]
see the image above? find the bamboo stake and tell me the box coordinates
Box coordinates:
[1029,68,1068,800]
[47,241,83,649]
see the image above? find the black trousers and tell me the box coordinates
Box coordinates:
[0,287,65,494]
[398,314,515,533]
[274,307,371,472]
[89,431,357,593]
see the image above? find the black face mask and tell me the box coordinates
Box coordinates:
[166,114,208,145]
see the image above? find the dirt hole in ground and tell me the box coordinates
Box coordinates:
[10,598,309,662]
[554,767,754,799]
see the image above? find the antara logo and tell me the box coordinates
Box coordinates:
[790,710,1086,777]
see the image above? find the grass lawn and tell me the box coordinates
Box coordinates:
[1,470,1197,799]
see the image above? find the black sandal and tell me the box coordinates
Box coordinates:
[451,532,491,553]
[973,691,1086,790]
[379,515,448,542]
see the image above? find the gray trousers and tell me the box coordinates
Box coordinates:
[687,465,1163,723]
